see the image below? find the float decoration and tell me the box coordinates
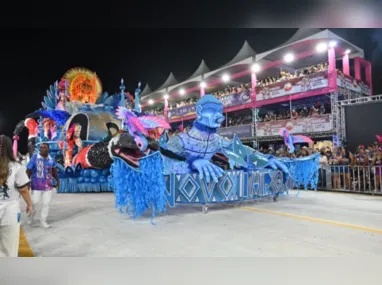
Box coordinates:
[62,67,102,104]
[280,128,313,154]
[110,95,319,220]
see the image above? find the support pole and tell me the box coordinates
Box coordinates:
[342,54,350,76]
[328,47,337,92]
[251,72,257,104]
[354,57,361,81]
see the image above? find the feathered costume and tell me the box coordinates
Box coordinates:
[116,106,171,152]
[280,128,313,154]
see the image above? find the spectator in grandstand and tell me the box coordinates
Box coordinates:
[319,148,329,165]
[291,109,299,119]
[319,147,329,187]
[355,145,369,166]
[366,144,375,162]
[339,146,353,190]
[324,148,332,158]
[275,148,284,157]
[330,147,341,189]
[298,147,310,157]
[354,145,369,191]
[372,147,382,192]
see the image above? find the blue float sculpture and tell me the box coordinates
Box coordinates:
[110,95,319,220]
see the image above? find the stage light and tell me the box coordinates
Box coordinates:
[316,42,328,52]
[179,88,185,95]
[284,53,294,63]
[329,41,337,48]
[345,49,351,54]
[164,94,169,99]
[222,74,230,82]
[148,99,154,105]
[200,81,207,88]
[251,63,261,72]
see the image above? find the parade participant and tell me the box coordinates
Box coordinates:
[0,135,33,257]
[64,123,83,167]
[26,143,60,228]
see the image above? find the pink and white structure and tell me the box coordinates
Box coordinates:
[140,29,373,145]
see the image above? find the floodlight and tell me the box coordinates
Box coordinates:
[222,74,230,82]
[284,53,294,63]
[316,42,328,52]
[251,63,261,72]
[329,41,337,48]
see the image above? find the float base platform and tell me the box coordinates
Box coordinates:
[20,190,382,257]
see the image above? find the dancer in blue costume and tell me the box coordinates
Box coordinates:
[161,95,290,183]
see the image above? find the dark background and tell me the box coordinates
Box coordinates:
[1,1,382,153]
[345,102,382,151]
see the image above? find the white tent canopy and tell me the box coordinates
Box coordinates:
[155,72,178,92]
[186,59,210,80]
[140,83,152,97]
[222,40,256,68]
[256,29,364,62]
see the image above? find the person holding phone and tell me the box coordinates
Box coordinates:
[0,135,33,257]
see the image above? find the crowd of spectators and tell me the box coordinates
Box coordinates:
[212,83,251,99]
[260,139,382,192]
[168,98,197,110]
[227,115,252,127]
[258,101,329,122]
[256,62,328,88]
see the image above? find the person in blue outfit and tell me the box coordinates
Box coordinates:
[26,143,60,228]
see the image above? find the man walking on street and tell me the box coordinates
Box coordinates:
[26,143,60,228]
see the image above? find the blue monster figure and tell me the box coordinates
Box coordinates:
[161,95,290,183]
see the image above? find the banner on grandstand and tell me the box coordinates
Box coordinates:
[167,105,196,119]
[220,90,252,107]
[336,73,371,96]
[256,114,332,137]
[218,124,253,139]
[256,71,328,101]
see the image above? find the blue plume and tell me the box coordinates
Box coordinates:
[104,93,122,109]
[26,109,71,126]
[279,153,320,193]
[96,91,109,104]
[110,152,166,222]
[41,82,58,110]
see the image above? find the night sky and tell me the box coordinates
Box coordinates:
[0,28,381,152]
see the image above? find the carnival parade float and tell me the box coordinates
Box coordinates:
[13,68,143,193]
[13,68,319,222]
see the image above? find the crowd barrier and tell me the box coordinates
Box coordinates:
[318,165,382,194]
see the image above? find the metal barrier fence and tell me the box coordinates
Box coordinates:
[318,165,382,194]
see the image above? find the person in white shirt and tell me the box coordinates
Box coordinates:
[0,135,33,257]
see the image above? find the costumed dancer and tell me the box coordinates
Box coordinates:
[26,143,60,228]
[42,118,57,141]
[64,123,83,167]
[0,135,33,257]
[56,79,69,111]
